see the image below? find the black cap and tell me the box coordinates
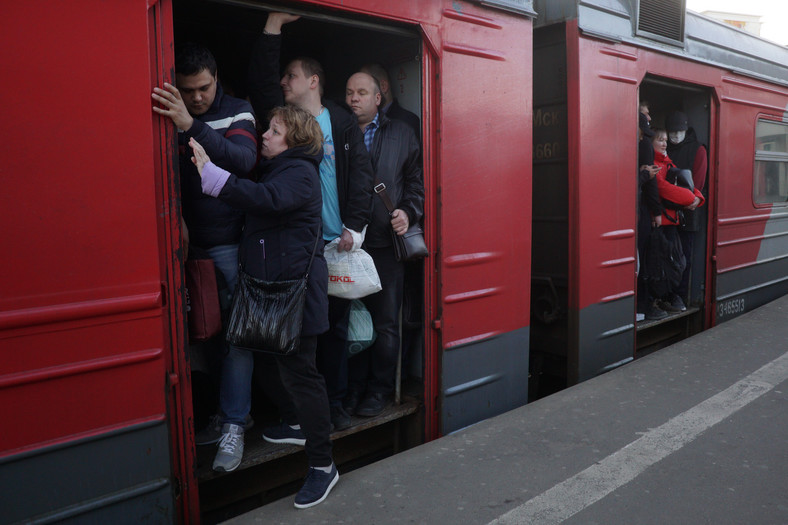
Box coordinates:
[666,111,689,132]
[639,112,654,137]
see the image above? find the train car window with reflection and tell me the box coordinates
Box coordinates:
[753,119,788,205]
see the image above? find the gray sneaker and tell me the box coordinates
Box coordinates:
[196,414,254,446]
[212,424,244,472]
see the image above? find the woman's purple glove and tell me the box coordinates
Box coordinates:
[200,162,231,197]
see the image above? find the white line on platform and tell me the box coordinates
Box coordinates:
[488,350,788,525]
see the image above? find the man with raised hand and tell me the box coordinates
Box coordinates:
[246,12,375,508]
[152,42,257,294]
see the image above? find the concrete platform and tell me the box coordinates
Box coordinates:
[225,296,788,524]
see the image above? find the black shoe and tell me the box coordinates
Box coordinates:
[669,294,687,312]
[330,405,352,431]
[342,390,362,416]
[658,299,681,313]
[355,392,391,417]
[262,422,306,446]
[646,301,668,320]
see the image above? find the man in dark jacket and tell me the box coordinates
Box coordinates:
[247,13,375,431]
[343,72,424,417]
[152,43,258,446]
[152,42,257,293]
[666,111,708,309]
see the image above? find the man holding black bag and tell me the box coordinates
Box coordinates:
[342,72,424,417]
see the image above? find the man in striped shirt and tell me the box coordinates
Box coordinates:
[152,42,257,293]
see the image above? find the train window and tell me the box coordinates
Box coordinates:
[753,119,788,205]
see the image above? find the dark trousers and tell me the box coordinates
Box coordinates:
[315,296,351,406]
[637,205,655,312]
[677,229,695,301]
[661,225,681,299]
[350,245,405,395]
[256,336,332,467]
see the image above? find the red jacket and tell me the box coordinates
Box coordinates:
[654,150,705,225]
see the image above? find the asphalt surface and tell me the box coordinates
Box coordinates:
[226,296,788,524]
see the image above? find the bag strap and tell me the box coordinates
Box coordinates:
[303,228,321,280]
[373,177,397,215]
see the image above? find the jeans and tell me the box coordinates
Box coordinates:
[221,337,333,467]
[207,244,239,294]
[219,345,254,427]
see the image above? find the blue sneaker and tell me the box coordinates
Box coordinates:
[294,465,339,509]
[262,422,306,446]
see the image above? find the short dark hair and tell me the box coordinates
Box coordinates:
[292,57,325,96]
[175,42,217,77]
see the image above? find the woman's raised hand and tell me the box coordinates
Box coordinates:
[189,137,211,175]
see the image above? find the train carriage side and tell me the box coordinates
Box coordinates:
[530,0,788,395]
[715,80,788,322]
[0,1,189,523]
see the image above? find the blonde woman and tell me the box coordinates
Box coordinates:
[191,105,337,508]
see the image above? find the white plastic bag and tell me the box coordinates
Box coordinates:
[324,239,382,299]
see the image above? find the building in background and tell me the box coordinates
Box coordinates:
[699,10,763,36]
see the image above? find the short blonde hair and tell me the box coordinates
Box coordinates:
[268,105,323,155]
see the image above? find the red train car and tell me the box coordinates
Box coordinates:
[0,0,533,522]
[530,0,788,394]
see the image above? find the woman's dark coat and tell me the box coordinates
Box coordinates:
[216,145,329,336]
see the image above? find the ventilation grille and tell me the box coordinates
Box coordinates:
[638,0,685,43]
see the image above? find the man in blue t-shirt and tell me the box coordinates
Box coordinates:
[245,11,375,509]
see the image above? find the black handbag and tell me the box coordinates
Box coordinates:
[226,234,320,355]
[391,223,429,261]
[373,179,428,262]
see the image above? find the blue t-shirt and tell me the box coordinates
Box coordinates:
[315,108,343,241]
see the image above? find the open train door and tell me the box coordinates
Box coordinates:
[431,2,535,435]
[0,0,194,522]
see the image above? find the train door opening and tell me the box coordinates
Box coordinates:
[636,75,712,353]
[170,0,428,517]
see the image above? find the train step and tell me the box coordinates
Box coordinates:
[636,304,700,331]
[196,397,420,482]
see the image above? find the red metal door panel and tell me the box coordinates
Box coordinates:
[561,28,642,382]
[437,5,533,433]
[0,1,180,521]
[713,78,788,322]
[0,0,169,459]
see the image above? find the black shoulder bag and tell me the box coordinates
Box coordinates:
[373,178,428,261]
[226,233,320,355]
